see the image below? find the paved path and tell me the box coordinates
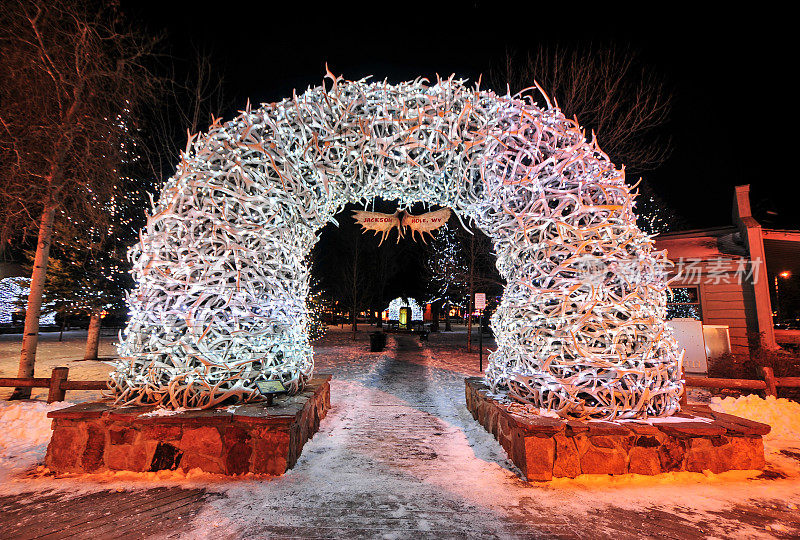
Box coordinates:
[2,331,800,539]
[189,333,800,539]
[195,334,539,538]
[0,487,208,539]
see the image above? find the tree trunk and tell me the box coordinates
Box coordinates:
[59,316,66,342]
[11,200,57,399]
[351,307,357,338]
[84,313,102,360]
[444,301,452,331]
[430,301,440,332]
[376,309,383,328]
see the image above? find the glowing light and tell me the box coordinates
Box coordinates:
[0,277,56,326]
[387,297,424,321]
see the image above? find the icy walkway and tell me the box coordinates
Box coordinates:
[188,331,800,539]
[202,334,547,537]
[2,327,800,538]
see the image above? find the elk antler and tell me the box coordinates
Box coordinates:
[401,208,451,243]
[352,210,404,245]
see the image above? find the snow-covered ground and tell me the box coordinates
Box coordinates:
[712,393,800,481]
[0,329,117,401]
[0,400,71,485]
[1,326,800,538]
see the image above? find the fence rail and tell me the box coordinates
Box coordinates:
[0,367,106,402]
[2,365,798,405]
[682,366,799,404]
[685,377,767,391]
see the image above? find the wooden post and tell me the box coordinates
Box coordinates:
[680,362,688,406]
[467,234,475,352]
[478,309,483,372]
[48,367,69,403]
[762,366,777,397]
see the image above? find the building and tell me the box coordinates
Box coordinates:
[655,185,800,356]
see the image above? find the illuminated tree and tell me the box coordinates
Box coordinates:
[0,0,158,397]
[426,224,468,331]
[426,223,503,341]
[305,280,328,342]
[1,277,56,326]
[28,176,148,357]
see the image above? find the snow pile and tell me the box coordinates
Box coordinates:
[141,407,187,417]
[0,400,68,483]
[711,393,800,477]
[710,394,800,444]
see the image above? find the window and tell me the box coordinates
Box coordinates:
[667,286,702,320]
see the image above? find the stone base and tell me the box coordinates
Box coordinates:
[465,377,770,481]
[45,375,331,475]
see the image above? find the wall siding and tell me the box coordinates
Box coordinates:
[669,260,752,356]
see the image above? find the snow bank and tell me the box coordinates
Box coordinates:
[0,400,69,484]
[710,394,800,444]
[710,394,800,477]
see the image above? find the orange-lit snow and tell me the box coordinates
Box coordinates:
[711,393,800,476]
[0,326,798,537]
[0,399,70,484]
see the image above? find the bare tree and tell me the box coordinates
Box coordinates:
[145,46,226,181]
[490,45,682,233]
[337,233,374,338]
[371,242,398,328]
[0,0,158,397]
[313,217,376,339]
[492,44,672,175]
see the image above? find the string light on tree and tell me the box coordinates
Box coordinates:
[305,281,328,342]
[426,223,468,311]
[0,277,56,326]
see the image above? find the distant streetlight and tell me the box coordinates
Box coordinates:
[775,271,791,322]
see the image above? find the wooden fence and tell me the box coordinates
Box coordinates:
[2,365,799,405]
[681,366,800,404]
[0,367,106,402]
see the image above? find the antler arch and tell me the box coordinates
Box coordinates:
[110,73,683,419]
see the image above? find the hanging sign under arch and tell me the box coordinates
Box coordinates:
[353,208,451,244]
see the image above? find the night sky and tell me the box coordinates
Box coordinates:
[123,1,795,230]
